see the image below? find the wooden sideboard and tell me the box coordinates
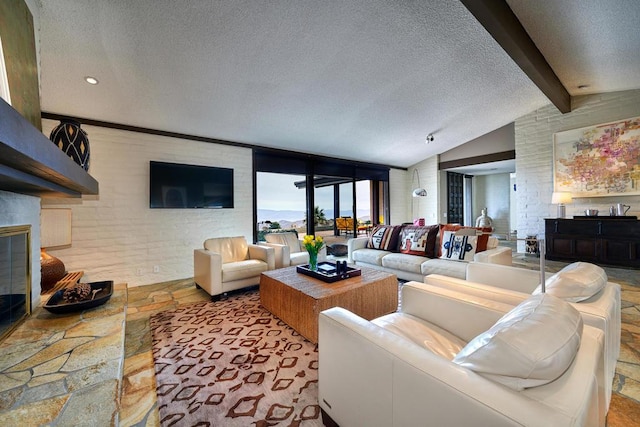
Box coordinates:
[545,217,640,268]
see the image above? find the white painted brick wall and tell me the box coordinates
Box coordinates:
[474,173,510,236]
[0,190,42,306]
[515,89,640,251]
[389,168,408,224]
[41,120,253,287]
[404,157,438,224]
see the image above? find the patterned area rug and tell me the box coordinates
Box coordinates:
[150,290,321,426]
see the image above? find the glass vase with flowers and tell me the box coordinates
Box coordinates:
[302,234,324,271]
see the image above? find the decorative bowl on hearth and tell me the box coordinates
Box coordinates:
[44,281,113,314]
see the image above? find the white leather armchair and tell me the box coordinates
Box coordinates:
[261,231,326,268]
[194,236,274,300]
[423,261,620,412]
[319,282,605,427]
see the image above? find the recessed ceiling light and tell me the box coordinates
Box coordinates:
[577,84,589,89]
[84,76,99,85]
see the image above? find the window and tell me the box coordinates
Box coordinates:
[253,150,389,242]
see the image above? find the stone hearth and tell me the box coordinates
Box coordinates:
[0,283,126,425]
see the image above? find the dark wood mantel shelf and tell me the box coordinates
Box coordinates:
[0,98,98,198]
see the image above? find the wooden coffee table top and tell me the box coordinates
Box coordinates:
[260,265,396,298]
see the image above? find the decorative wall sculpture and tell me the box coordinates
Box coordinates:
[553,116,640,197]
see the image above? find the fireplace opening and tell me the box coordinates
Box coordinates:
[0,225,31,342]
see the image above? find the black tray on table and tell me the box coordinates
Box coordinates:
[296,261,361,283]
[44,281,114,314]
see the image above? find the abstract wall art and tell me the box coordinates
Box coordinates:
[553,116,640,197]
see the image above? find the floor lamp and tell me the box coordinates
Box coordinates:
[411,169,427,223]
[40,208,72,292]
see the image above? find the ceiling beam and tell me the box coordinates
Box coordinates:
[460,0,571,113]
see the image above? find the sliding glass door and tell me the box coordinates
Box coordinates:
[256,172,307,240]
[253,150,389,243]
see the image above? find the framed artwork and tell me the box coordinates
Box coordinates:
[553,116,640,197]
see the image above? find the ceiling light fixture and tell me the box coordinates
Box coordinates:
[577,84,589,89]
[425,134,434,144]
[84,76,99,85]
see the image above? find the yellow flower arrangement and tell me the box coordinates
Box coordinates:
[302,234,324,254]
[302,235,324,270]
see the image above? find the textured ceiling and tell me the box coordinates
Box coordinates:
[37,1,640,169]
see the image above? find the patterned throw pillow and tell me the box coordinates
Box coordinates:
[399,225,440,257]
[438,224,492,256]
[440,231,478,261]
[367,225,402,251]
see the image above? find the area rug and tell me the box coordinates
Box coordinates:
[150,290,321,426]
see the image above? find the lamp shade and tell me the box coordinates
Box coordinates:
[551,192,572,205]
[412,188,427,197]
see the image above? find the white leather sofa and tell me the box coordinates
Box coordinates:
[348,235,512,281]
[423,261,620,412]
[319,282,605,427]
[193,236,275,299]
[260,231,327,268]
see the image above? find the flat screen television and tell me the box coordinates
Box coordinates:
[149,161,234,208]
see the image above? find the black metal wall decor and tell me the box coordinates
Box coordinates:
[49,119,90,171]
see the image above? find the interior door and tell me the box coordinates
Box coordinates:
[447,172,464,224]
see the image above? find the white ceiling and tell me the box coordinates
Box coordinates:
[37,0,640,169]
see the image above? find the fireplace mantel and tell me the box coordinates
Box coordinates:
[0,98,99,198]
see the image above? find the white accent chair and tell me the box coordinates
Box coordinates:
[261,231,327,268]
[319,282,605,427]
[423,261,620,413]
[194,236,274,300]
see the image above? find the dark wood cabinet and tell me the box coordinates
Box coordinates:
[545,218,640,268]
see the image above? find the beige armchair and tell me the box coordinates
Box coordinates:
[194,236,274,300]
[262,231,327,268]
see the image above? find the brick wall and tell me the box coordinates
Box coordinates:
[403,157,438,225]
[515,89,640,249]
[41,120,253,287]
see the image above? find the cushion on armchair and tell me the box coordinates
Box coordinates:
[204,236,249,263]
[453,293,583,391]
[264,231,301,253]
[532,262,607,303]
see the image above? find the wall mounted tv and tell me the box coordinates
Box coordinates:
[149,161,234,209]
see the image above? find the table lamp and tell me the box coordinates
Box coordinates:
[551,192,572,218]
[40,208,72,292]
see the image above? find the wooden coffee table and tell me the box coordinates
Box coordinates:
[260,265,398,343]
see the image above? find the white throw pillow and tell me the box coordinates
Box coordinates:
[440,231,477,262]
[452,293,583,390]
[532,262,607,302]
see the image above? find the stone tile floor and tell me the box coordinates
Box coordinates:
[120,256,640,426]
